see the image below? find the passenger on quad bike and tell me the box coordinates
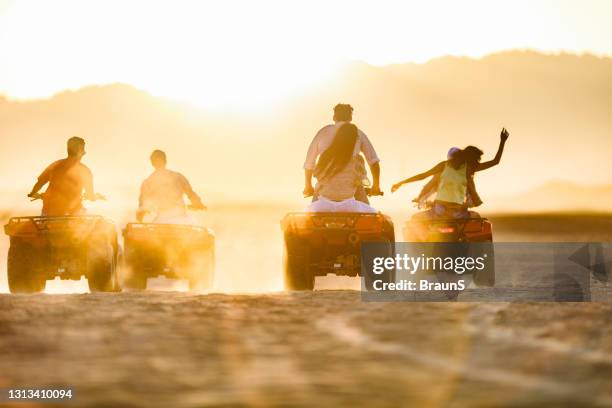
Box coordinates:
[307,123,379,213]
[413,147,482,209]
[137,150,206,224]
[391,128,509,218]
[28,136,105,216]
[303,103,381,204]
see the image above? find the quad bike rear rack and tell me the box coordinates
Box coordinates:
[5,215,109,235]
[282,212,389,230]
[124,223,214,236]
[410,217,487,224]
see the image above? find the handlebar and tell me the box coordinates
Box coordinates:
[365,188,384,197]
[28,192,107,202]
[187,204,207,211]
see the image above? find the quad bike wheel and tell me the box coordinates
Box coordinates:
[87,241,116,292]
[472,241,495,287]
[283,235,314,291]
[122,248,148,290]
[187,248,215,291]
[362,237,396,291]
[123,273,147,290]
[7,240,46,293]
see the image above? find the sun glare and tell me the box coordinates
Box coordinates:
[0,0,345,110]
[1,0,612,109]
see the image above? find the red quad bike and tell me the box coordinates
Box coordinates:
[403,207,495,287]
[122,223,215,291]
[4,215,119,293]
[281,190,394,290]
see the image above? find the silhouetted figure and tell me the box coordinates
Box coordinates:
[137,150,205,224]
[414,147,482,209]
[392,128,509,218]
[304,104,381,203]
[307,123,377,213]
[28,136,104,216]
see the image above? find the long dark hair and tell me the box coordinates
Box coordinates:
[315,123,358,178]
[449,145,484,169]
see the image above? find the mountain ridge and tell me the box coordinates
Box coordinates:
[0,50,610,211]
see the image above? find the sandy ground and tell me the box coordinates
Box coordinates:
[0,208,611,407]
[1,293,612,407]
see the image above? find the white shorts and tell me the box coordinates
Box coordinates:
[306,197,377,213]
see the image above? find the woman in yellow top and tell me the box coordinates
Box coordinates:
[391,128,509,218]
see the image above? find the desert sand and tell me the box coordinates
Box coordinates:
[0,207,611,407]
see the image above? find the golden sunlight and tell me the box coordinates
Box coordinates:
[1,0,612,108]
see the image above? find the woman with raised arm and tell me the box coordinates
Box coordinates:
[391,128,509,218]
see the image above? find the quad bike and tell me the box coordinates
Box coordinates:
[403,203,495,287]
[4,215,119,293]
[281,189,395,290]
[122,207,215,291]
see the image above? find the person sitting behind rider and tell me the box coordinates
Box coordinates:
[307,123,377,213]
[303,103,381,203]
[414,147,482,209]
[392,128,509,218]
[137,150,206,223]
[28,136,104,216]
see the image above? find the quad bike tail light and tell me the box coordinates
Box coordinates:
[289,214,315,230]
[463,220,485,233]
[436,226,456,234]
[354,215,383,233]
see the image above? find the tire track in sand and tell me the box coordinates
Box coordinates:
[464,303,612,365]
[317,314,612,407]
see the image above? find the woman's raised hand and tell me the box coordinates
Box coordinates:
[500,127,509,142]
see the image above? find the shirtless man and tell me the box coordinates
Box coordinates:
[28,136,104,216]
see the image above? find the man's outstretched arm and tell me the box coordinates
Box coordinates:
[136,182,148,222]
[28,180,46,197]
[28,163,54,198]
[359,130,381,194]
[181,175,206,210]
[369,162,381,194]
[83,168,97,201]
[303,169,314,197]
[303,130,322,197]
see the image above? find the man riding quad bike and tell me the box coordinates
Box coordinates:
[4,137,118,293]
[122,150,215,291]
[282,185,395,291]
[289,121,393,291]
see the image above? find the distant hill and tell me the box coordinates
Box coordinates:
[487,181,612,212]
[0,50,611,210]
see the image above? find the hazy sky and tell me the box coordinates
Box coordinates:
[1,0,612,107]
